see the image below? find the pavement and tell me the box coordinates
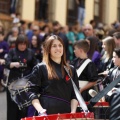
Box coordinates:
[0,91,7,120]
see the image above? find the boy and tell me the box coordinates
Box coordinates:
[71,40,98,101]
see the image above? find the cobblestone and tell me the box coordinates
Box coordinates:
[0,91,6,120]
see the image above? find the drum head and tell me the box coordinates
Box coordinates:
[9,77,29,90]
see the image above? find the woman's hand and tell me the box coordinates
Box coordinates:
[0,49,3,53]
[0,59,5,65]
[32,99,47,116]
[38,109,47,116]
[10,62,20,68]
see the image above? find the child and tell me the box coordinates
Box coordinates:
[71,40,98,101]
[97,48,120,119]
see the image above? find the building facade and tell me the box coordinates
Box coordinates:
[0,0,119,26]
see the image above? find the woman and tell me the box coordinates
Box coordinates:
[5,34,37,120]
[98,36,115,73]
[30,35,42,63]
[28,35,79,116]
[87,36,101,69]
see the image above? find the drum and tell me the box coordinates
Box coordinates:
[21,112,94,120]
[8,77,36,110]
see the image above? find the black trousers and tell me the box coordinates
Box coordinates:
[109,89,120,120]
[7,89,27,120]
[39,95,71,115]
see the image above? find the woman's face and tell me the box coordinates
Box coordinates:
[112,52,120,66]
[50,39,63,60]
[31,36,37,46]
[18,43,27,51]
[102,41,107,51]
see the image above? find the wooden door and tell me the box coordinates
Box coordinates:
[67,0,78,25]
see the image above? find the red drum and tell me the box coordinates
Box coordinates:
[93,102,109,107]
[21,112,94,120]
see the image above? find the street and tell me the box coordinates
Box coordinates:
[0,91,6,120]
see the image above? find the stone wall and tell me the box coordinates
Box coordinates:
[0,13,12,35]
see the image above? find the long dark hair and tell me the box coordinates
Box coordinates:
[87,36,99,59]
[30,35,41,49]
[43,35,72,79]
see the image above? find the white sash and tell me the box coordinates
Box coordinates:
[76,59,91,88]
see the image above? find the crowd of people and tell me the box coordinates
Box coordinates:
[0,17,120,120]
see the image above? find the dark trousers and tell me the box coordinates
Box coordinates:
[39,96,71,115]
[7,89,27,120]
[109,89,120,120]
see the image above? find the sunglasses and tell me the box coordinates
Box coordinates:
[84,28,91,31]
[33,29,38,32]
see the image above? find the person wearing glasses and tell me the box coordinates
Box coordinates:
[28,35,79,116]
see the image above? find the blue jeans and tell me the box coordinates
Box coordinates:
[78,7,85,26]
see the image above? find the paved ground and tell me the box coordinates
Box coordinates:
[0,91,7,120]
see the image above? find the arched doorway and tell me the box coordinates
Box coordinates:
[67,0,78,25]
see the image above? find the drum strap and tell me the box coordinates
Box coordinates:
[76,59,91,77]
[88,75,120,107]
[64,66,89,112]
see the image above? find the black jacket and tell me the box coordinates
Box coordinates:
[28,61,79,103]
[5,48,37,84]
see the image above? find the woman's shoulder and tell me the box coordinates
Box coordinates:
[37,62,46,66]
[33,62,47,70]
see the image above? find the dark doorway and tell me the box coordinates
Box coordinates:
[94,0,104,23]
[35,0,48,21]
[67,0,78,25]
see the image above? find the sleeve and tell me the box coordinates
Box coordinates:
[86,62,98,82]
[3,42,9,55]
[30,50,38,67]
[28,64,43,101]
[28,64,42,86]
[5,49,14,69]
